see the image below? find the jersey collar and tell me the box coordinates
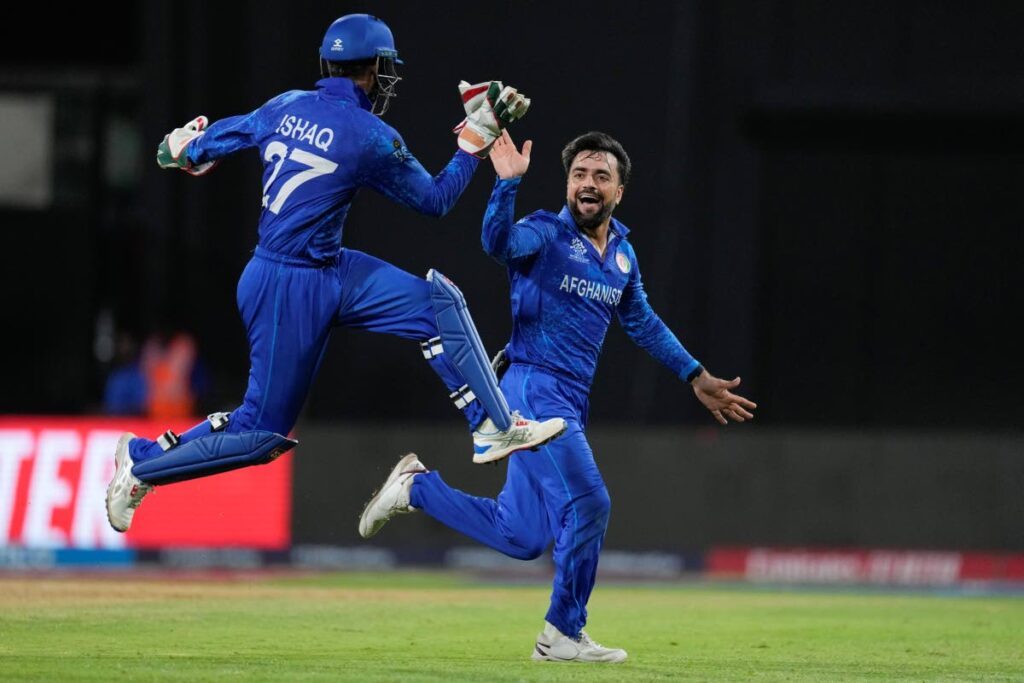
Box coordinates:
[316,77,373,111]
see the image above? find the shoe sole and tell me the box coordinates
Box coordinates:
[358,453,421,539]
[105,432,136,533]
[472,420,569,465]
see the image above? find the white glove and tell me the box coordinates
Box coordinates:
[156,115,218,176]
[454,81,531,157]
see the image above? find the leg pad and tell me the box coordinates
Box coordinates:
[428,269,511,431]
[132,430,297,486]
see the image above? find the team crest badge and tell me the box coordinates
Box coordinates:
[616,250,631,274]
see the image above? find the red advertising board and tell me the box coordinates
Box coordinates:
[0,417,292,550]
[708,547,1024,584]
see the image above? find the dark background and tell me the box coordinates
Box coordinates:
[3,1,1022,429]
[2,2,1022,551]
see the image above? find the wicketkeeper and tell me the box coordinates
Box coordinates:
[106,14,566,534]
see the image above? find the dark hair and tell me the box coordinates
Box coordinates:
[561,131,631,186]
[325,59,376,79]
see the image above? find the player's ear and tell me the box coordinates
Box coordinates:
[614,184,624,205]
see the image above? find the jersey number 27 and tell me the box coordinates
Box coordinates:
[261,141,338,214]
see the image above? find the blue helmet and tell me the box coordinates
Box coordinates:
[319,14,402,116]
[319,14,402,65]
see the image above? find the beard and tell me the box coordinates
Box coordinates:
[568,197,616,232]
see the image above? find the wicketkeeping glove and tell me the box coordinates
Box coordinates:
[156,115,218,176]
[454,81,531,157]
[453,80,499,129]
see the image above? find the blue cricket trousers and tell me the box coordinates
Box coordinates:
[410,362,611,638]
[131,247,485,462]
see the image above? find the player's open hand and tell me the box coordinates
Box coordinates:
[490,130,532,180]
[691,370,757,425]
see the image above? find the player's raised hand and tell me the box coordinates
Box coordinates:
[690,370,757,425]
[490,130,532,180]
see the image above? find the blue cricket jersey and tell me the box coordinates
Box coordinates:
[185,77,479,261]
[483,176,700,389]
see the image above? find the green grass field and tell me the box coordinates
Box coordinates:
[1,571,1022,681]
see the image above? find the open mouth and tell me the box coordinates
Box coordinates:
[576,192,601,208]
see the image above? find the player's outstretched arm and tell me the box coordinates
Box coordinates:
[357,81,490,216]
[156,108,263,176]
[361,81,530,217]
[481,132,551,263]
[362,127,479,218]
[690,370,757,425]
[617,246,756,425]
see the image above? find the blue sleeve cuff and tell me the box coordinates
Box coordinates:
[454,149,482,168]
[681,361,703,383]
[186,137,203,164]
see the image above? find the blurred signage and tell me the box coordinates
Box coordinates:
[709,547,1024,584]
[0,94,54,208]
[0,417,291,550]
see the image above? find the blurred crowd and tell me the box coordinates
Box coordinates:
[102,330,206,419]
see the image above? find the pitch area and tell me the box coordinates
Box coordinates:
[1,571,1022,681]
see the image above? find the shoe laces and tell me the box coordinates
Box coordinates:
[578,630,604,649]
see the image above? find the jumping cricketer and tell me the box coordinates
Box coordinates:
[105,15,565,534]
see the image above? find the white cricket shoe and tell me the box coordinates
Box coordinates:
[358,453,427,539]
[531,622,628,663]
[472,411,567,464]
[105,433,153,533]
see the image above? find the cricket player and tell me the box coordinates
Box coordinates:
[105,14,566,533]
[359,130,757,663]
